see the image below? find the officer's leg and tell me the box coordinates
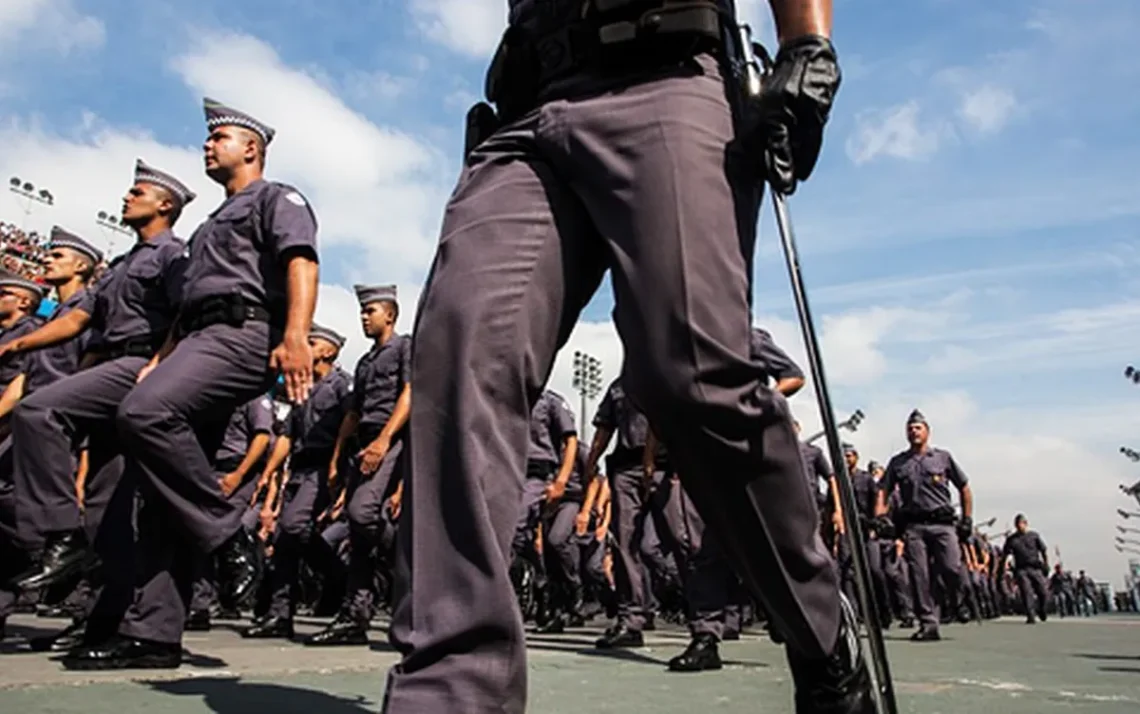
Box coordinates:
[674,520,731,672]
[604,466,650,640]
[185,552,216,629]
[383,113,606,713]
[865,538,891,626]
[12,358,145,576]
[567,53,840,663]
[904,527,939,632]
[1029,571,1049,620]
[117,324,273,555]
[247,468,321,636]
[545,500,583,616]
[81,457,135,646]
[931,526,967,621]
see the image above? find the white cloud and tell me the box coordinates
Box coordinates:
[0,0,105,58]
[170,32,452,278]
[846,101,946,165]
[411,0,506,59]
[958,84,1017,134]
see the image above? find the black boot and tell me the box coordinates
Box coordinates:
[595,623,644,649]
[241,616,294,639]
[303,616,368,646]
[215,530,263,610]
[668,633,723,672]
[786,594,874,713]
[61,635,181,671]
[12,531,99,591]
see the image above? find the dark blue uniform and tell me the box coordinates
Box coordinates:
[1002,530,1049,622]
[884,446,969,630]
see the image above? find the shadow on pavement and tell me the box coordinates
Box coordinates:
[150,677,378,714]
[1099,666,1140,674]
[1072,653,1140,661]
[527,640,670,667]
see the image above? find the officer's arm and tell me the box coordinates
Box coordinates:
[282,250,318,346]
[256,435,291,500]
[554,434,578,488]
[6,309,90,355]
[958,483,973,519]
[331,409,361,470]
[233,432,272,480]
[767,0,833,41]
[0,372,26,420]
[75,449,90,511]
[584,425,613,477]
[374,383,411,446]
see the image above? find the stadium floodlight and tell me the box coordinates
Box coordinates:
[8,176,55,230]
[571,350,603,438]
[95,208,132,254]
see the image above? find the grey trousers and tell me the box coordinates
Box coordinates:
[384,52,838,714]
[904,523,964,628]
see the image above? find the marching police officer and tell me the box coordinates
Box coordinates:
[1000,514,1050,624]
[875,409,973,642]
[0,276,47,393]
[307,285,409,646]
[243,324,352,639]
[385,0,859,709]
[63,98,320,670]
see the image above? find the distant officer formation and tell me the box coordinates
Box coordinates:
[0,1,1112,713]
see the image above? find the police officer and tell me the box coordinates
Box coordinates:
[384,0,861,710]
[1000,514,1049,624]
[243,324,352,639]
[845,443,891,627]
[4,161,192,595]
[797,422,845,549]
[307,285,409,646]
[0,275,47,392]
[514,389,578,632]
[0,228,101,645]
[667,325,805,672]
[63,98,321,670]
[875,409,973,642]
[537,443,590,632]
[185,393,277,631]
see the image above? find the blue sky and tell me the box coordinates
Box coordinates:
[2,0,1139,579]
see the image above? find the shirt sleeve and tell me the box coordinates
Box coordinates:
[592,384,617,430]
[265,185,319,262]
[399,336,412,387]
[248,397,275,435]
[352,361,367,412]
[811,446,832,479]
[551,395,577,439]
[946,452,969,487]
[750,328,804,381]
[161,243,189,309]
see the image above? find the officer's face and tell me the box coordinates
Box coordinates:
[844,451,858,470]
[360,301,393,337]
[204,126,259,177]
[1016,519,1028,533]
[906,422,928,446]
[43,248,85,283]
[309,338,338,365]
[871,466,885,480]
[122,183,169,225]
[0,288,32,318]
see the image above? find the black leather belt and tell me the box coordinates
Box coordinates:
[104,336,162,360]
[177,294,271,337]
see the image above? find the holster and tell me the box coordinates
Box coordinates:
[464,102,502,159]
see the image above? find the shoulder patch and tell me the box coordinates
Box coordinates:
[285,191,306,207]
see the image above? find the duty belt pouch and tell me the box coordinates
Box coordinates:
[464,102,501,159]
[485,26,540,123]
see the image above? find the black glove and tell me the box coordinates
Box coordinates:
[957,516,973,541]
[755,34,841,195]
[875,516,895,540]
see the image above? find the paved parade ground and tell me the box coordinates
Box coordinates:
[2,614,1139,713]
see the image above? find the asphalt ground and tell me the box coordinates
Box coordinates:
[1,613,1138,713]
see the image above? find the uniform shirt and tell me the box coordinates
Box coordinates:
[849,468,877,521]
[92,230,187,346]
[353,333,412,433]
[0,314,45,386]
[563,443,588,501]
[1049,571,1071,593]
[593,379,651,466]
[882,446,968,516]
[798,441,832,510]
[23,288,96,396]
[180,180,318,322]
[287,367,353,457]
[750,327,804,385]
[214,395,275,467]
[1001,530,1047,571]
[528,390,576,466]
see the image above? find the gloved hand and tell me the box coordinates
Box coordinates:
[875,515,896,540]
[957,515,973,541]
[754,34,841,195]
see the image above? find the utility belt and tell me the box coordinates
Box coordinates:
[897,506,957,529]
[526,459,557,481]
[485,0,724,121]
[291,449,333,472]
[176,293,272,338]
[215,456,244,474]
[104,334,165,360]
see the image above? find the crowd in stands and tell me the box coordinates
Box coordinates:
[0,221,50,283]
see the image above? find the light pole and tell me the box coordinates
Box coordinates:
[1121,447,1140,463]
[1116,536,1140,547]
[8,176,54,231]
[805,408,865,446]
[1119,509,1140,520]
[1117,525,1140,535]
[1116,545,1140,556]
[1126,365,1140,385]
[95,209,131,255]
[571,350,603,440]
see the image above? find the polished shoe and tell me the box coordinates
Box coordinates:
[303,618,368,646]
[12,531,99,591]
[668,633,723,672]
[241,617,294,639]
[61,635,181,671]
[534,615,565,634]
[787,594,875,713]
[898,617,915,629]
[215,530,263,609]
[722,629,741,641]
[184,610,211,632]
[910,625,941,642]
[29,620,87,653]
[642,613,656,631]
[0,616,6,642]
[595,624,644,649]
